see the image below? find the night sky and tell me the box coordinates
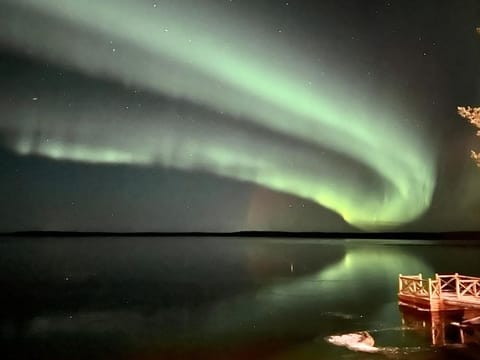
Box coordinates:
[0,0,479,232]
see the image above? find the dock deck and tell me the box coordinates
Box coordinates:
[398,273,480,311]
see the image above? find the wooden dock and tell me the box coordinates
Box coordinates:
[398,273,480,311]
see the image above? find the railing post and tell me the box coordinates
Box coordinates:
[428,278,432,300]
[455,273,460,298]
[435,274,441,298]
[399,274,403,293]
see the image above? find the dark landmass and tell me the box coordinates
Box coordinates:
[2,230,480,241]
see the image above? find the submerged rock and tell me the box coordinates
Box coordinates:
[326,331,379,352]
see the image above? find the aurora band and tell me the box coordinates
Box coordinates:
[0,0,436,228]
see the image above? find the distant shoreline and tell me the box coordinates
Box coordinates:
[2,230,480,241]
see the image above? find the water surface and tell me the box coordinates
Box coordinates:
[1,237,479,359]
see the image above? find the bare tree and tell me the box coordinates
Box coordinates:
[457,27,480,167]
[458,106,480,167]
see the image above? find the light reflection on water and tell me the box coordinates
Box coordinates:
[0,237,479,359]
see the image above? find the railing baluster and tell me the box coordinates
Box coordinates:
[455,273,460,298]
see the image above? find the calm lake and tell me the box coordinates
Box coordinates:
[1,237,479,359]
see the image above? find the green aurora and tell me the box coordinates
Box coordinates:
[0,0,436,229]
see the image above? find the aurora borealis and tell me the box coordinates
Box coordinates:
[0,0,479,231]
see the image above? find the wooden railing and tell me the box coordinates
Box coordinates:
[399,273,437,298]
[399,273,480,299]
